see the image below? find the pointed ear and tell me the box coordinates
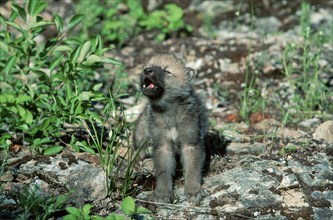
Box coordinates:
[185,67,196,81]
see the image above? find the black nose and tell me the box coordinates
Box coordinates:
[144,67,154,75]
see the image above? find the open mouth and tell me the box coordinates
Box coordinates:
[142,77,157,90]
[140,74,164,99]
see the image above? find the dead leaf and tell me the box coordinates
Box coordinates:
[11,144,21,154]
[226,113,239,122]
[250,112,272,124]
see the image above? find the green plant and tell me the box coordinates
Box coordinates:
[75,0,191,46]
[139,3,192,42]
[238,0,266,123]
[202,13,218,38]
[0,0,121,155]
[80,91,141,197]
[282,2,333,121]
[0,134,11,174]
[64,197,153,220]
[15,186,69,220]
[279,144,298,156]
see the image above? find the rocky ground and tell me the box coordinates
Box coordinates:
[1,0,333,219]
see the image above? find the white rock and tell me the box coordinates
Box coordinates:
[226,142,266,155]
[299,118,320,128]
[277,127,304,139]
[313,120,333,144]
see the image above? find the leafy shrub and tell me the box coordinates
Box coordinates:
[64,197,153,220]
[15,186,69,220]
[0,0,141,206]
[0,0,122,155]
[75,0,191,46]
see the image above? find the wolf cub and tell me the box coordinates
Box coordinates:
[133,53,208,204]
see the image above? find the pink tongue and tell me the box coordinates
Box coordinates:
[149,83,155,89]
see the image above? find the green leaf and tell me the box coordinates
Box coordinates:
[0,94,15,103]
[68,14,84,31]
[17,105,26,117]
[95,34,103,53]
[136,206,152,214]
[66,82,73,101]
[83,54,102,65]
[11,4,26,21]
[66,207,81,217]
[50,55,63,71]
[16,95,32,104]
[92,83,103,92]
[53,45,73,53]
[54,14,63,33]
[100,57,122,65]
[32,69,48,81]
[4,56,17,74]
[77,41,91,63]
[5,21,23,32]
[89,111,102,124]
[165,4,183,22]
[24,110,33,124]
[70,45,82,64]
[33,137,51,146]
[64,37,82,45]
[8,9,19,22]
[121,196,135,215]
[55,194,69,207]
[76,141,96,154]
[105,214,124,220]
[9,106,18,114]
[28,0,48,16]
[92,216,104,220]
[41,117,51,130]
[44,146,63,155]
[79,92,93,101]
[31,20,53,29]
[74,103,82,115]
[64,215,78,220]
[82,204,93,214]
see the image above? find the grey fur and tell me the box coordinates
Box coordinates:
[133,53,208,204]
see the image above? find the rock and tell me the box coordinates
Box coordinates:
[205,160,284,217]
[222,130,248,143]
[226,142,266,155]
[281,189,309,208]
[278,174,299,189]
[30,177,52,195]
[0,170,14,182]
[255,16,282,33]
[18,155,107,206]
[311,191,333,202]
[277,127,304,139]
[196,1,234,16]
[141,158,154,172]
[313,207,333,220]
[287,153,333,188]
[124,101,145,123]
[299,118,320,128]
[135,148,333,219]
[313,120,333,144]
[254,214,288,220]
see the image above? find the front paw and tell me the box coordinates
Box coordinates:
[185,188,203,205]
[152,189,171,203]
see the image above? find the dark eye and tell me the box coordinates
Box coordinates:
[164,69,171,74]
